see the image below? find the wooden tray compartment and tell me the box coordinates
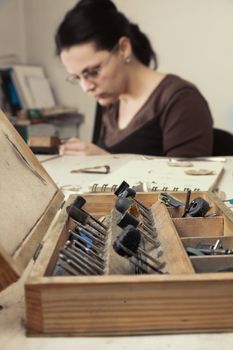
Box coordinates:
[182,236,233,248]
[168,191,225,239]
[25,191,233,336]
[166,197,233,274]
[182,236,233,273]
[167,191,220,218]
[32,193,194,279]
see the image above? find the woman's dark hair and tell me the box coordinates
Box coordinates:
[55,0,157,68]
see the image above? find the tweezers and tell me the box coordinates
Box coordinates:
[71,165,110,174]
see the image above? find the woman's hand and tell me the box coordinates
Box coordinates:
[59,138,109,155]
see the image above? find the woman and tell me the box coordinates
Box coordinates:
[56,0,213,157]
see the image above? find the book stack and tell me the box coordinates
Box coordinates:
[0,64,57,116]
[0,64,83,152]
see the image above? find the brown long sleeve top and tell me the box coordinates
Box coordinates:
[98,74,213,157]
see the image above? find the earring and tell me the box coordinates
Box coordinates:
[125,56,131,64]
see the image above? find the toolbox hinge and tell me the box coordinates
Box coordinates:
[33,242,44,262]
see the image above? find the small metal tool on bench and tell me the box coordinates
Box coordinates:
[71,165,110,174]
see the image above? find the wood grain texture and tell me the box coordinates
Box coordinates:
[28,195,73,278]
[191,255,233,272]
[207,191,233,234]
[0,111,58,256]
[151,202,194,274]
[182,235,233,248]
[14,190,64,271]
[26,275,233,336]
[79,192,160,218]
[0,190,64,291]
[0,253,19,291]
[22,192,233,335]
[0,110,63,292]
[25,284,43,334]
[172,216,224,237]
[0,110,57,184]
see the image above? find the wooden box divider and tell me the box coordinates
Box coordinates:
[190,256,233,273]
[172,216,224,238]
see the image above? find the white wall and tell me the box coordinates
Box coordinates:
[2,0,233,139]
[115,0,233,133]
[0,0,26,63]
[23,0,95,141]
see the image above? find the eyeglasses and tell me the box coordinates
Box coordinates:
[66,45,118,85]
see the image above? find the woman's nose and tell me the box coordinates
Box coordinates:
[80,78,96,93]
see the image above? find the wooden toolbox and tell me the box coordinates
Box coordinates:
[1,110,233,336]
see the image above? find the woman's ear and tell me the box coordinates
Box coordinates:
[117,36,133,61]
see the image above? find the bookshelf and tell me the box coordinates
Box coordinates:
[0,64,84,153]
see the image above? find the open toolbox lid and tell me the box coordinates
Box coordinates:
[0,110,64,291]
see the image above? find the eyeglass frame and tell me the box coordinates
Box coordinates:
[66,44,119,85]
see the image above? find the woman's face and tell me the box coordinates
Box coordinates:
[60,42,129,106]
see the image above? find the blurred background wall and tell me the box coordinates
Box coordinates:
[0,0,233,140]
